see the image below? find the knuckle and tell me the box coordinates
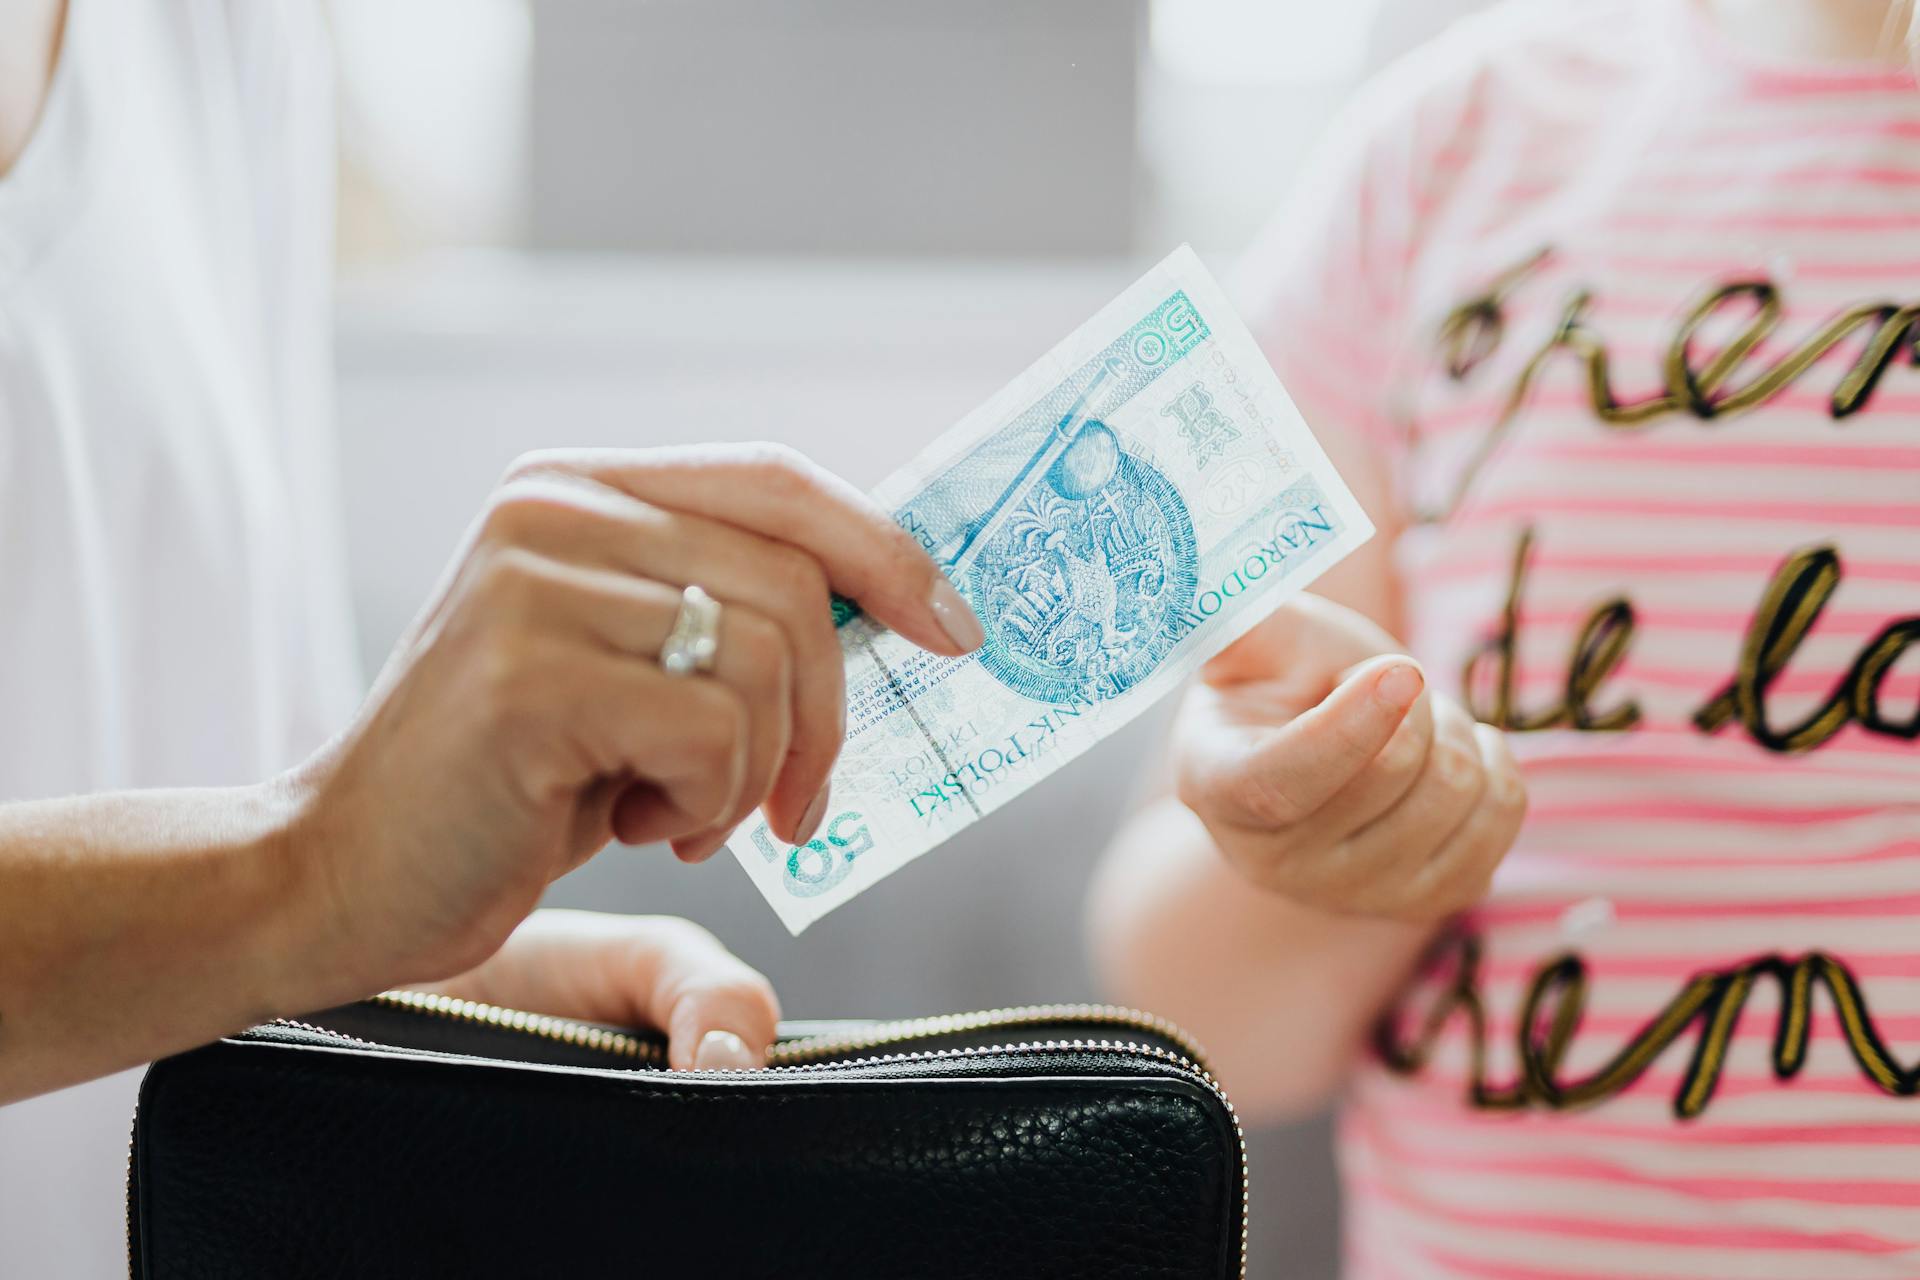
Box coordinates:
[1398,860,1469,922]
[499,449,570,486]
[479,483,571,548]
[690,790,733,830]
[497,452,541,485]
[1490,764,1528,821]
[1429,736,1484,800]
[673,973,780,1036]
[775,546,831,607]
[622,498,674,547]
[754,546,823,616]
[739,615,792,689]
[1375,721,1428,779]
[738,442,817,498]
[1480,731,1529,817]
[478,490,535,546]
[702,969,779,1013]
[1229,766,1306,829]
[477,544,547,607]
[643,914,722,958]
[880,511,931,560]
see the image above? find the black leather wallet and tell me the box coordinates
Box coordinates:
[129,994,1247,1279]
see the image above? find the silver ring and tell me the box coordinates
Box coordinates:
[659,584,723,677]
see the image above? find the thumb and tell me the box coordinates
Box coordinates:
[407,910,781,1069]
[1185,655,1427,830]
[649,933,782,1072]
[668,988,779,1071]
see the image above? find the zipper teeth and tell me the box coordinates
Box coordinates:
[366,989,1211,1074]
[369,988,667,1065]
[275,1016,386,1049]
[124,1116,135,1278]
[768,1002,1211,1068]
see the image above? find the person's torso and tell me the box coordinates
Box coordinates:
[0,0,359,795]
[0,6,359,1277]
[1345,5,1920,1276]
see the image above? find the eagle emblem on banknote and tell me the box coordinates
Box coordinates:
[969,421,1199,703]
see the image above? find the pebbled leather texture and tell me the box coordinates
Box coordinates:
[132,1022,1240,1279]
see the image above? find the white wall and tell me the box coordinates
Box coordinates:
[526,0,1143,256]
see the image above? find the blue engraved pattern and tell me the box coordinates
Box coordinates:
[834,292,1211,634]
[878,292,1212,590]
[750,810,874,898]
[968,427,1199,703]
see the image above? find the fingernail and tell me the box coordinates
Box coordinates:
[928,576,986,652]
[796,786,830,845]
[1374,661,1424,709]
[693,1029,758,1071]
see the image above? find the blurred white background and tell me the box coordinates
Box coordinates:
[325,2,1491,1273]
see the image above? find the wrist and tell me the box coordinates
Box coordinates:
[245,763,384,1019]
[115,777,356,1038]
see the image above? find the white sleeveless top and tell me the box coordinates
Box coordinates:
[0,2,358,1272]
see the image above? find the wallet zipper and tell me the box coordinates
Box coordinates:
[129,1003,1246,1279]
[360,988,1212,1071]
[369,987,668,1065]
[768,1003,1210,1067]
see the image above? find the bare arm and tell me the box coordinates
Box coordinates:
[0,445,977,1105]
[1090,801,1433,1120]
[0,791,784,1099]
[0,784,322,1104]
[1088,430,1523,1122]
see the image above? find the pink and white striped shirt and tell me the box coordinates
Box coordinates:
[1242,2,1920,1275]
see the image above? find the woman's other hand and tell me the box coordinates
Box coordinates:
[411,909,780,1070]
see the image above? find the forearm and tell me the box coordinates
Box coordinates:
[0,780,344,1103]
[1089,797,1434,1122]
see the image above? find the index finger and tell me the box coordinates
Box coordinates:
[510,444,985,658]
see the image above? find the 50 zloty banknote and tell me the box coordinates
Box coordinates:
[728,246,1374,933]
